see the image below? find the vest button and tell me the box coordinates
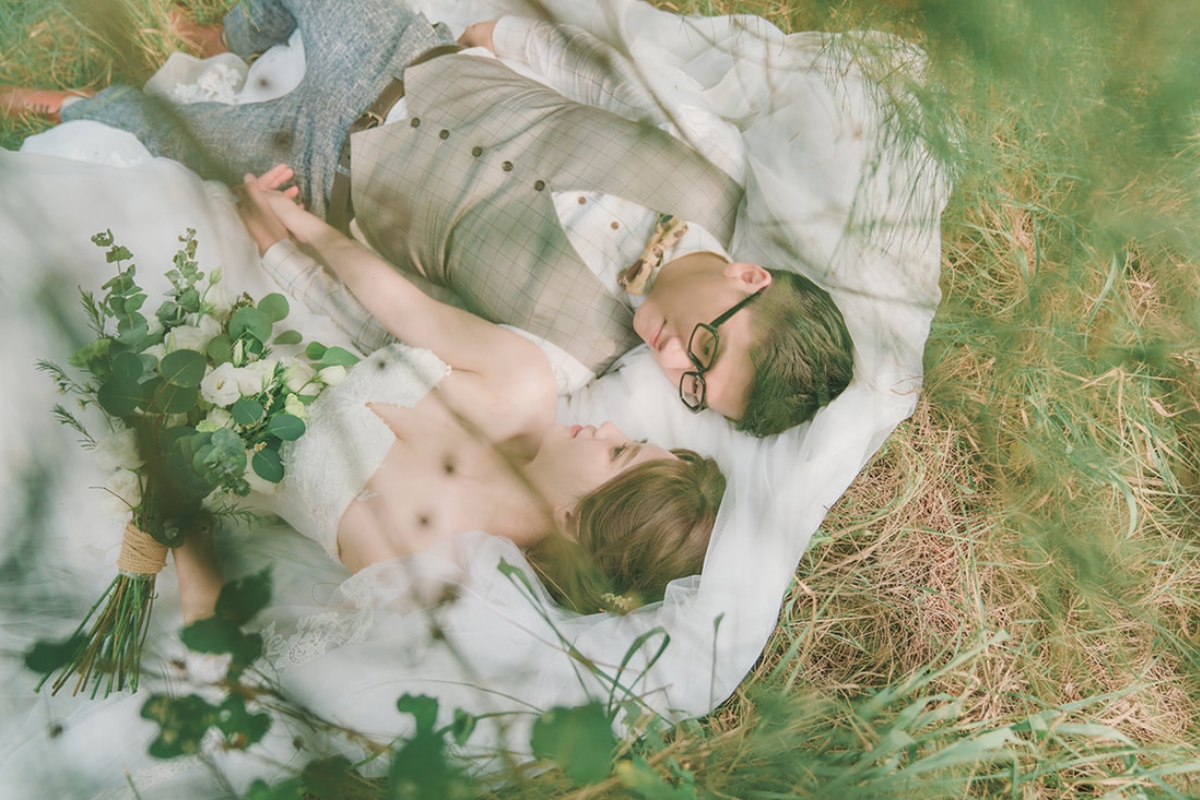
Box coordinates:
[439,129,450,139]
[410,117,420,128]
[533,180,545,191]
[502,161,514,172]
[471,146,483,157]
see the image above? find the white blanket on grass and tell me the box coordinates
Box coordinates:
[0,0,949,795]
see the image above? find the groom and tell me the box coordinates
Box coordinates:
[16,0,854,436]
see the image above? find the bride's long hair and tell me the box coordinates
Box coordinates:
[526,449,725,614]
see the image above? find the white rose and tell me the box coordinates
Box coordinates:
[101,468,143,519]
[235,360,277,396]
[318,365,347,386]
[281,357,318,394]
[142,342,167,362]
[200,362,241,407]
[283,392,307,420]
[94,427,143,472]
[146,316,165,337]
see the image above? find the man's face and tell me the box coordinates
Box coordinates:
[632,258,772,421]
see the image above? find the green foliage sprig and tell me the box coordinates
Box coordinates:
[29,229,360,699]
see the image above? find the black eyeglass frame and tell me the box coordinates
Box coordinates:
[679,287,767,412]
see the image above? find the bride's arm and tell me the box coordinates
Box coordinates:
[240,172,553,391]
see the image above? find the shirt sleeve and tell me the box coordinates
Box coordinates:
[491,16,667,127]
[260,239,396,355]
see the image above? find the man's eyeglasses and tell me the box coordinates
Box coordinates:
[679,287,767,412]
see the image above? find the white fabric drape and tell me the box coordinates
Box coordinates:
[0,0,949,795]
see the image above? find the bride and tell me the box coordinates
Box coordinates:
[174,164,726,621]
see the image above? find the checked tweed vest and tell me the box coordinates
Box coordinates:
[350,53,744,373]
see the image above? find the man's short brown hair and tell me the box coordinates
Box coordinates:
[737,269,854,437]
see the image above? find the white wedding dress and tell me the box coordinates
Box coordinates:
[0,0,950,796]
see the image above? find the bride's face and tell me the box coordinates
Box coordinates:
[530,421,674,504]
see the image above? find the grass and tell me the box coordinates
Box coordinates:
[4,0,1200,796]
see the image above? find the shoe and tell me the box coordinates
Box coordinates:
[0,86,91,124]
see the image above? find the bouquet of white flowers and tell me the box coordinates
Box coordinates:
[31,229,357,698]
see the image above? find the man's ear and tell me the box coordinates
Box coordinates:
[554,505,579,542]
[724,261,772,289]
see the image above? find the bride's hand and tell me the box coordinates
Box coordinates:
[236,166,295,255]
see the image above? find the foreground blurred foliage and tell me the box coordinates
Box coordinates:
[4,0,1200,796]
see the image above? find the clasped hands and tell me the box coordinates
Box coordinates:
[234,164,327,256]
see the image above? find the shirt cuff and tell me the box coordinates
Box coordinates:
[260,238,303,284]
[491,16,536,66]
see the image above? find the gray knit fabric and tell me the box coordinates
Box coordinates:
[62,0,454,218]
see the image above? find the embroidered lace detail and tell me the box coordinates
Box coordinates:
[260,577,378,671]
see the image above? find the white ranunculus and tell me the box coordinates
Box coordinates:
[281,357,318,394]
[283,392,307,420]
[236,360,277,396]
[101,468,142,519]
[200,362,241,407]
[318,365,347,386]
[94,427,143,472]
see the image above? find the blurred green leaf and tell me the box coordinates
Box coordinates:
[214,568,273,626]
[273,330,303,346]
[531,703,614,785]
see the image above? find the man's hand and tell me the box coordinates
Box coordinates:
[235,164,301,255]
[457,20,498,53]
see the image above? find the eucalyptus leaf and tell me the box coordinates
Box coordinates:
[116,312,149,345]
[97,376,142,417]
[207,333,233,365]
[230,307,273,345]
[318,346,360,368]
[252,447,284,483]
[273,330,303,346]
[304,341,327,361]
[139,352,160,373]
[231,398,265,426]
[266,414,305,441]
[161,349,207,388]
[112,351,144,381]
[152,382,199,415]
[258,293,289,323]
